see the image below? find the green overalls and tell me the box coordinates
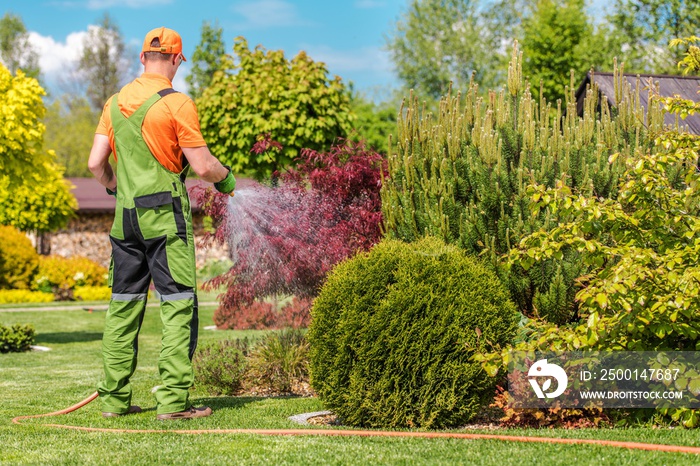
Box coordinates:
[97,89,199,415]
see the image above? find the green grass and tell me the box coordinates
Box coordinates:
[2,307,700,465]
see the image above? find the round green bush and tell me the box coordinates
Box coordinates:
[308,237,519,429]
[0,225,39,290]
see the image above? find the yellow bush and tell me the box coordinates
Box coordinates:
[0,289,54,304]
[74,286,111,301]
[33,255,107,290]
[0,225,39,290]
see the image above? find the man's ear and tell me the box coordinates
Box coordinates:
[139,52,146,66]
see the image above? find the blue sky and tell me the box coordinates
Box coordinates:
[7,0,610,100]
[6,0,406,99]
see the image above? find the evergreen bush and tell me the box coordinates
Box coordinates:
[308,237,518,429]
[0,323,35,353]
[0,225,39,290]
[381,44,665,323]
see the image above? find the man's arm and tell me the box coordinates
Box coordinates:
[182,146,229,183]
[87,134,117,191]
[182,146,236,195]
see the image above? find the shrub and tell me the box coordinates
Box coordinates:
[192,338,251,396]
[196,139,385,329]
[215,296,313,330]
[33,255,107,291]
[0,289,53,304]
[381,44,663,323]
[247,328,309,394]
[217,301,278,330]
[0,323,35,353]
[198,37,353,179]
[490,386,611,428]
[278,297,312,329]
[478,39,700,428]
[74,286,111,302]
[0,225,39,290]
[308,237,519,429]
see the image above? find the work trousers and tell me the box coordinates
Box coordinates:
[97,202,198,415]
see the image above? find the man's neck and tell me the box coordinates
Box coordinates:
[143,64,175,82]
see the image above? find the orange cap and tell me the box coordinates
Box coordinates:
[142,27,187,61]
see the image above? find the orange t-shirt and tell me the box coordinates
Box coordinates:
[95,73,206,173]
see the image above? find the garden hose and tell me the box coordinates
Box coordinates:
[12,392,99,424]
[11,392,700,455]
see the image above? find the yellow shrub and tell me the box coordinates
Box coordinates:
[0,289,54,304]
[33,256,107,290]
[0,225,39,290]
[74,286,111,302]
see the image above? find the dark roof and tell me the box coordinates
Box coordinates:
[67,177,250,213]
[575,72,700,134]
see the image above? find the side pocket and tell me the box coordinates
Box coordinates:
[133,191,177,240]
[133,191,173,208]
[165,234,196,289]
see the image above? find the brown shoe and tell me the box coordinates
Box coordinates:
[157,406,212,420]
[102,405,142,418]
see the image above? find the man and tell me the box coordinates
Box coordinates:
[87,27,235,420]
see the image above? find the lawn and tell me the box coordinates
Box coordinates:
[2,305,699,465]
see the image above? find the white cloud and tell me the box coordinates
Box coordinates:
[28,26,140,94]
[28,30,87,75]
[231,0,312,28]
[354,0,386,8]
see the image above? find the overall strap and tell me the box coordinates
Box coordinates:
[109,88,187,209]
[110,88,179,130]
[158,88,178,98]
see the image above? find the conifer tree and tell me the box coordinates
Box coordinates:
[381,43,664,323]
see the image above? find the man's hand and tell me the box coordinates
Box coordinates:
[214,165,236,196]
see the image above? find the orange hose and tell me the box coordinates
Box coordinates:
[12,392,99,424]
[12,392,700,455]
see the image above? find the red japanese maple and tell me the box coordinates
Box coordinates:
[191,139,386,329]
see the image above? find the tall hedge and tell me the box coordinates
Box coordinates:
[308,237,518,429]
[381,44,665,323]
